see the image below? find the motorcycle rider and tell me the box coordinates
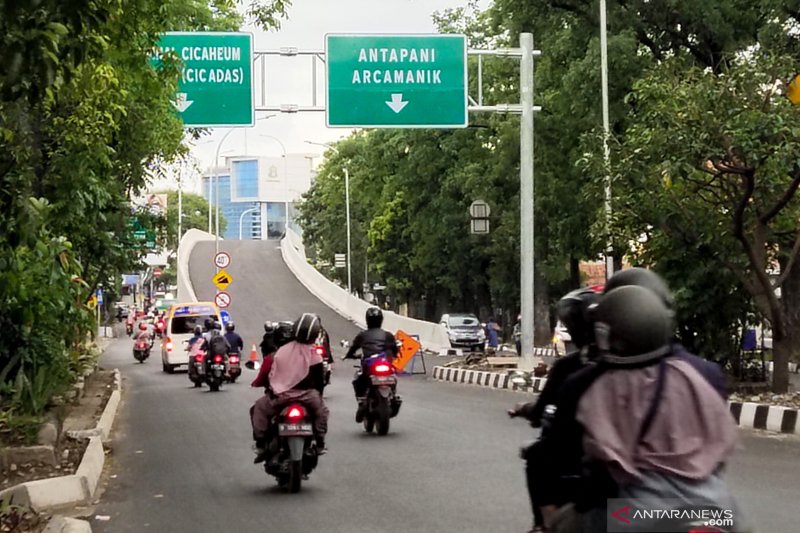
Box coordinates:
[133,322,152,350]
[251,314,330,463]
[571,285,743,532]
[125,311,135,336]
[224,322,244,356]
[343,307,398,422]
[508,287,599,533]
[539,269,731,530]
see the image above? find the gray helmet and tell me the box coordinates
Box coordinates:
[604,267,674,309]
[213,321,222,331]
[293,313,321,344]
[193,325,203,335]
[593,285,673,366]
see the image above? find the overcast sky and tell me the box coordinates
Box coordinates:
[179,0,490,193]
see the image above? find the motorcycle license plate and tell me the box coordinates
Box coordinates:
[370,375,395,385]
[278,423,313,436]
[211,364,224,370]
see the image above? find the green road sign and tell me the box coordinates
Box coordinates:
[154,32,253,127]
[326,34,467,128]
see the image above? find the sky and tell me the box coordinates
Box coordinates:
[176,0,491,193]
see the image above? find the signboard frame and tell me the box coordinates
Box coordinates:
[325,33,468,129]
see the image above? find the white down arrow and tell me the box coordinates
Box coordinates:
[172,92,194,113]
[385,93,408,113]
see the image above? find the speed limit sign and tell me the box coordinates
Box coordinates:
[214,251,231,269]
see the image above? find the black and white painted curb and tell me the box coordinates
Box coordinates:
[432,366,800,436]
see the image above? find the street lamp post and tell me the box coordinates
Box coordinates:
[258,134,288,233]
[238,206,259,240]
[600,0,614,280]
[305,141,351,294]
[213,129,236,261]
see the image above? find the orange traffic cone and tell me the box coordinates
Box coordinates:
[246,344,259,370]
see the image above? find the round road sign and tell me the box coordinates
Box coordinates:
[214,291,231,309]
[214,251,231,269]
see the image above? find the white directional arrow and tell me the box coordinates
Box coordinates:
[172,92,194,113]
[385,93,408,113]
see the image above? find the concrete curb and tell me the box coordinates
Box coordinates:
[431,365,800,436]
[42,515,92,533]
[67,369,121,444]
[1,368,123,532]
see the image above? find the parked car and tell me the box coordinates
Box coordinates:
[439,313,486,352]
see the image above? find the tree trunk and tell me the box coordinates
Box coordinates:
[772,337,791,393]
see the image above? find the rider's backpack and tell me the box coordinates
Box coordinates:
[209,332,228,356]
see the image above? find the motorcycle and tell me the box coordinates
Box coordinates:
[133,339,150,363]
[264,403,320,493]
[154,318,166,339]
[204,353,227,391]
[226,351,241,383]
[315,345,332,389]
[358,354,402,435]
[125,322,133,336]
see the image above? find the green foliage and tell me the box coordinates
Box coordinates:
[160,189,222,251]
[0,0,289,419]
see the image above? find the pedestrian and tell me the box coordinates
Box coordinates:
[485,317,500,350]
[513,315,521,355]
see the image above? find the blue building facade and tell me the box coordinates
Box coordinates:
[201,155,313,240]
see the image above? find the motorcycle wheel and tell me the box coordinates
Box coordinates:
[209,381,220,392]
[229,376,237,384]
[288,460,302,493]
[194,381,202,388]
[376,402,391,436]
[363,414,375,433]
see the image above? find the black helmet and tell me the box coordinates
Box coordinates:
[225,322,235,332]
[366,307,383,328]
[213,321,222,331]
[193,325,203,335]
[604,267,674,309]
[264,321,277,333]
[593,285,674,366]
[293,313,322,344]
[275,321,295,347]
[557,288,599,349]
[203,318,214,331]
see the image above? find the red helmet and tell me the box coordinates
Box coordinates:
[139,323,148,331]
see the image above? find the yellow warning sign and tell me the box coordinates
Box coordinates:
[393,330,422,371]
[212,269,233,291]
[788,74,800,105]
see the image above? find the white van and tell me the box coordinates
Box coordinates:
[161,301,222,373]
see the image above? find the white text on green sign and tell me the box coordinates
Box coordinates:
[153,32,253,127]
[326,34,467,128]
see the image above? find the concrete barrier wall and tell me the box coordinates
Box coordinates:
[176,229,217,303]
[281,229,450,351]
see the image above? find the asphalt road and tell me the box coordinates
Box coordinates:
[92,240,799,532]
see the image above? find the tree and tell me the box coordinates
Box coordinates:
[607,52,800,391]
[161,190,223,252]
[0,0,290,423]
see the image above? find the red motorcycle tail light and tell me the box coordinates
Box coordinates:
[373,363,392,375]
[194,354,204,363]
[286,405,305,422]
[213,354,223,364]
[229,355,240,364]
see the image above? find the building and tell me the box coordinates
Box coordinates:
[201,154,316,240]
